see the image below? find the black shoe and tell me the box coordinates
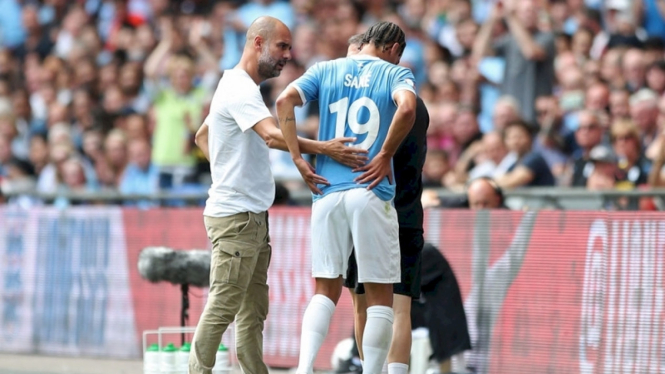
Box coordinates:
[334,357,363,374]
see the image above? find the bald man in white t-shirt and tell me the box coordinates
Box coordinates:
[189,16,367,374]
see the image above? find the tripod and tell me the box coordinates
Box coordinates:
[180,283,190,345]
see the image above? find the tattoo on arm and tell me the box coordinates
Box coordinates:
[279,116,296,127]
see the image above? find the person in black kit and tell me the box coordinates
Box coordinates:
[496,119,555,189]
[337,34,430,374]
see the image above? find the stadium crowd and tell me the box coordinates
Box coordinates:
[1,0,665,210]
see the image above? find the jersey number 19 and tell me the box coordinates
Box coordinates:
[329,97,381,150]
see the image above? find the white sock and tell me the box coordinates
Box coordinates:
[296,294,335,374]
[361,359,364,368]
[381,360,388,374]
[387,362,409,374]
[362,306,394,374]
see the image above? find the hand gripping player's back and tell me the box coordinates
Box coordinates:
[276,21,417,374]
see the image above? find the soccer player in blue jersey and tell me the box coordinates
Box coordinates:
[275,21,417,374]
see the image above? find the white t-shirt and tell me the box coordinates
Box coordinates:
[203,69,275,218]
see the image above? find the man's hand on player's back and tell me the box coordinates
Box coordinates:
[322,137,369,168]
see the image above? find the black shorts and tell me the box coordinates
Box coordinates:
[344,228,424,299]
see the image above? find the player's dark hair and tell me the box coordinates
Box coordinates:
[362,21,406,55]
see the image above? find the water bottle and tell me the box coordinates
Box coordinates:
[177,342,191,374]
[212,344,231,374]
[161,343,179,374]
[143,343,160,374]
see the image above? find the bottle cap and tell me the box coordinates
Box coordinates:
[147,343,159,352]
[218,344,228,351]
[163,343,177,352]
[180,342,191,352]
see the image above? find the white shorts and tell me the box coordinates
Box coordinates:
[310,188,400,284]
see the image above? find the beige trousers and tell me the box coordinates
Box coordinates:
[189,211,271,374]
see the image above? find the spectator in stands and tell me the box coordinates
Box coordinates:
[102,128,128,188]
[533,95,570,179]
[60,157,92,193]
[119,138,159,209]
[423,149,450,188]
[468,131,515,181]
[467,176,505,209]
[646,61,665,96]
[583,59,603,87]
[570,110,605,186]
[622,49,647,93]
[11,87,38,126]
[534,95,564,132]
[571,27,593,65]
[0,157,37,207]
[600,48,626,90]
[81,129,104,166]
[585,82,610,112]
[102,0,146,49]
[3,0,665,207]
[491,96,521,132]
[70,89,96,148]
[604,3,642,49]
[630,88,660,149]
[609,88,631,120]
[54,6,89,60]
[14,4,54,62]
[449,105,482,165]
[124,113,150,142]
[634,0,665,40]
[36,141,75,194]
[585,145,619,199]
[611,120,650,190]
[427,101,457,151]
[584,83,611,128]
[472,0,556,123]
[558,66,586,117]
[28,134,49,176]
[118,62,150,114]
[643,37,665,67]
[0,110,22,161]
[448,123,514,189]
[496,120,555,188]
[144,17,217,190]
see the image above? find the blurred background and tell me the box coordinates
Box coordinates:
[1,0,665,209]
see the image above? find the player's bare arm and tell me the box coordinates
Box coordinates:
[274,86,331,194]
[354,89,417,189]
[251,114,367,167]
[194,123,210,161]
[275,86,368,167]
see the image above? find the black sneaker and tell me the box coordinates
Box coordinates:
[334,357,363,374]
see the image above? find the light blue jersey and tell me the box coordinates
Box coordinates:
[291,55,416,201]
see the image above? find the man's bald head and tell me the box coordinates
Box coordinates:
[243,16,292,81]
[246,16,286,45]
[467,178,503,210]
